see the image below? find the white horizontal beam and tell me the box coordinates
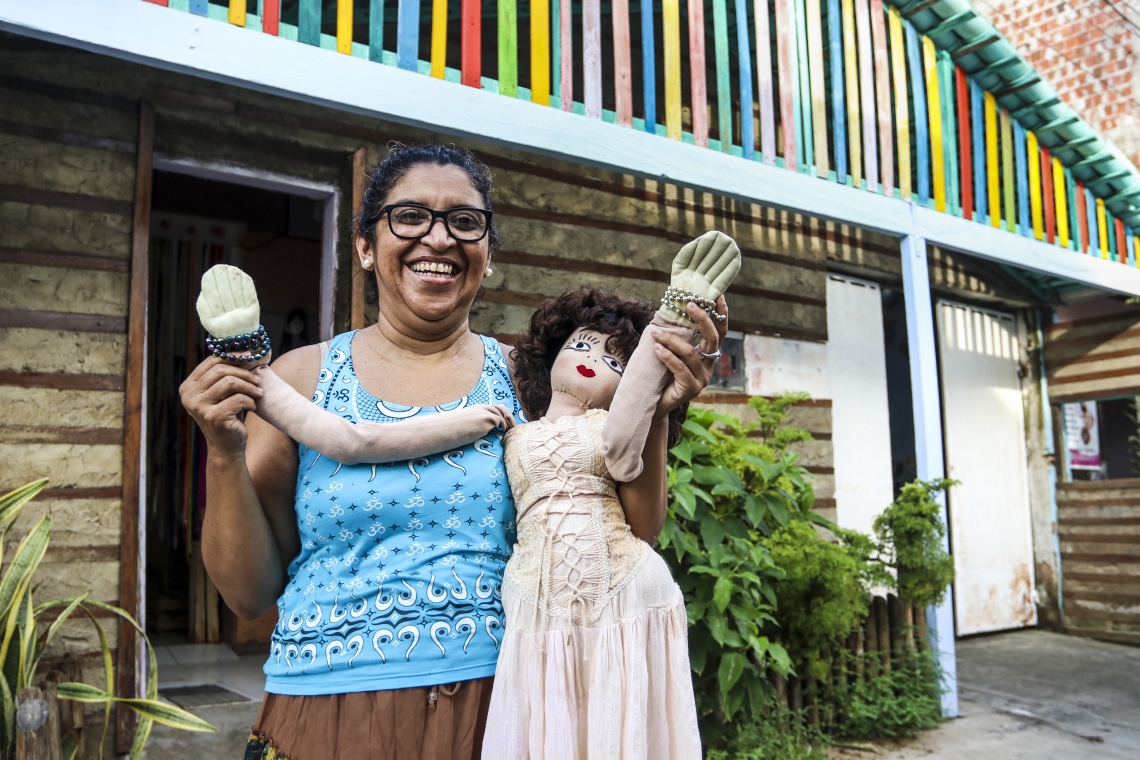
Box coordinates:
[5,0,1140,297]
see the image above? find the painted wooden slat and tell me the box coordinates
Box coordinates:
[1001,108,1015,232]
[984,91,998,228]
[1097,198,1109,259]
[397,0,421,69]
[777,0,800,169]
[561,0,573,109]
[262,0,281,36]
[1026,130,1043,240]
[430,0,447,75]
[228,0,247,27]
[794,0,812,168]
[532,0,551,104]
[1115,218,1126,264]
[370,0,385,61]
[955,67,971,218]
[1076,181,1089,253]
[338,0,353,53]
[144,0,169,6]
[805,0,827,174]
[757,0,777,162]
[1130,231,1137,266]
[923,36,944,211]
[299,0,322,46]
[663,0,682,137]
[642,0,657,131]
[498,0,520,103]
[1086,187,1099,256]
[1015,121,1030,237]
[1067,169,1080,251]
[871,0,893,194]
[970,79,985,223]
[690,0,709,144]
[1041,146,1055,244]
[888,8,909,198]
[905,21,929,205]
[462,0,481,85]
[827,0,846,180]
[611,0,631,120]
[713,0,733,151]
[189,0,208,16]
[737,0,757,159]
[552,0,560,99]
[842,0,860,184]
[854,0,878,190]
[1107,209,1117,260]
[939,52,957,214]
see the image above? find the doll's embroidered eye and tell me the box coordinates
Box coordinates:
[566,341,592,352]
[602,356,624,375]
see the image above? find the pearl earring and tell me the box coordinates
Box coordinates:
[363,258,373,270]
[485,266,493,277]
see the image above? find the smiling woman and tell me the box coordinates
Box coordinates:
[177,143,724,760]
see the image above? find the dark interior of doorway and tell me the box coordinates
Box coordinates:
[145,170,322,651]
[880,288,918,497]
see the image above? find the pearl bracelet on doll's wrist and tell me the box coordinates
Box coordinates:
[660,286,728,322]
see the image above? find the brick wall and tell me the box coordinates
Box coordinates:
[975,0,1140,166]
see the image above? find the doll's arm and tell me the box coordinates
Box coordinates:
[195,264,513,465]
[601,231,741,482]
[252,366,513,464]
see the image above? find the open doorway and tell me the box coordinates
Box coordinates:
[144,168,328,653]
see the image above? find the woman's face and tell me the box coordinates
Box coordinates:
[359,163,491,332]
[549,328,626,411]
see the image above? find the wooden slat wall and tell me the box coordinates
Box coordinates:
[1057,480,1140,646]
[0,49,138,743]
[1043,309,1140,404]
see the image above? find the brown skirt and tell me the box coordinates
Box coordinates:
[245,677,494,760]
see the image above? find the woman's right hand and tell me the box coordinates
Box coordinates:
[179,356,265,457]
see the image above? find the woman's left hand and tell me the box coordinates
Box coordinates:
[652,296,729,415]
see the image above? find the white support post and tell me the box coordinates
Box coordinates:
[900,234,959,718]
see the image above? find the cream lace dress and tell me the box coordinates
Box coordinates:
[482,408,701,760]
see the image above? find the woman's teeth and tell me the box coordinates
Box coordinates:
[410,261,456,276]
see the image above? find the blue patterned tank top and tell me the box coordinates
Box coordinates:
[264,331,523,695]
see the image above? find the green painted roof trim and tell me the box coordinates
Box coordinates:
[892,0,1140,229]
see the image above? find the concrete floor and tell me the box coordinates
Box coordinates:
[837,629,1140,760]
[143,629,1140,759]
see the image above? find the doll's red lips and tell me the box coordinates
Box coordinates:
[576,365,595,377]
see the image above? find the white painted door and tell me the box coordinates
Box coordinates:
[826,275,896,538]
[937,301,1037,635]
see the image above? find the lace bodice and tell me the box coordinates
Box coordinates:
[503,409,649,626]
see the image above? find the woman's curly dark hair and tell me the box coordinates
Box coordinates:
[510,288,688,448]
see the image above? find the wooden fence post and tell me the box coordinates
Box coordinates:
[16,686,61,760]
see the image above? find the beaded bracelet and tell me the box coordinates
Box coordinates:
[206,325,272,362]
[661,286,728,322]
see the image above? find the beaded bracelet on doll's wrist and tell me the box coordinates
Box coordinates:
[205,325,272,362]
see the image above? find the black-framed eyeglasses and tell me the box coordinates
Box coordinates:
[379,203,493,242]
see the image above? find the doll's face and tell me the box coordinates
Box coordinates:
[549,328,626,411]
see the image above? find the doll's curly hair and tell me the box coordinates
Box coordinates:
[510,287,688,448]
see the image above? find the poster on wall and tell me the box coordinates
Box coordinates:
[1063,402,1101,470]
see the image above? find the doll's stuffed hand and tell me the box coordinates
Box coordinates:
[659,231,741,323]
[197,265,261,338]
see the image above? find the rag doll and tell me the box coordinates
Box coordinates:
[195,230,741,758]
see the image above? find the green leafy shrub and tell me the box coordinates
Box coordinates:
[705,708,830,760]
[836,650,942,739]
[872,479,956,607]
[658,396,820,728]
[760,521,886,680]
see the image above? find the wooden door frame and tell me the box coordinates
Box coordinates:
[116,142,341,751]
